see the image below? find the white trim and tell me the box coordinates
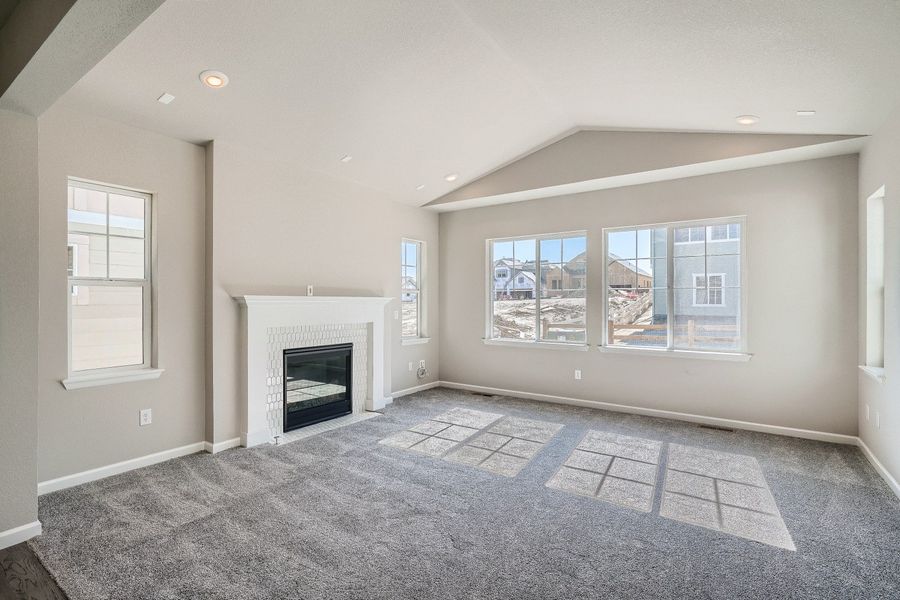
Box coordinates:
[858,365,886,384]
[61,367,164,390]
[483,338,589,351]
[203,437,241,454]
[438,381,856,445]
[598,345,751,362]
[857,437,900,500]
[401,336,431,346]
[392,380,441,398]
[37,441,205,495]
[0,521,42,550]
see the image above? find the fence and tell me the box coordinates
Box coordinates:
[608,320,737,346]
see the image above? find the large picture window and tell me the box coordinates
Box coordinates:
[488,232,586,344]
[401,239,423,338]
[67,179,152,373]
[604,217,745,353]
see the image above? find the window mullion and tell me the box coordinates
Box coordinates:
[534,239,541,341]
[666,226,675,349]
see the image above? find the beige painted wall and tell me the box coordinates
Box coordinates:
[0,109,40,533]
[858,105,900,483]
[37,106,206,481]
[440,155,859,435]
[206,141,439,443]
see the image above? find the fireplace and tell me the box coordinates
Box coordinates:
[283,343,353,432]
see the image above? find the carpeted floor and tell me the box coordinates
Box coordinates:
[31,388,900,599]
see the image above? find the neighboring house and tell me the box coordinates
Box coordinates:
[493,258,539,299]
[607,253,653,288]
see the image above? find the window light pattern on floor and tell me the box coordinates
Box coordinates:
[660,444,795,550]
[546,430,662,512]
[378,407,504,457]
[379,408,562,477]
[445,416,564,477]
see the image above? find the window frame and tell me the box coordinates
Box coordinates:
[484,230,588,346]
[602,216,748,355]
[66,178,153,377]
[400,238,425,340]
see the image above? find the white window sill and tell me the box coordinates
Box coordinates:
[859,365,886,384]
[401,337,431,346]
[61,368,164,390]
[483,338,589,351]
[597,345,752,362]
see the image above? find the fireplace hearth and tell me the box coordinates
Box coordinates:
[283,343,353,431]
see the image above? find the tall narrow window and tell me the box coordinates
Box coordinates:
[865,186,886,369]
[67,179,152,373]
[605,217,745,353]
[488,232,587,344]
[401,239,423,338]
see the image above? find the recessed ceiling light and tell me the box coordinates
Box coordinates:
[157,92,175,105]
[444,173,459,182]
[796,110,816,117]
[199,70,229,89]
[340,154,353,163]
[735,115,760,126]
[416,184,426,191]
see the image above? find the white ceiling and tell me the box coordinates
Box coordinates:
[58,0,900,206]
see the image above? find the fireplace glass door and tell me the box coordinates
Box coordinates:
[283,343,352,431]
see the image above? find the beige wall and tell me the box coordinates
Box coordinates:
[37,106,206,481]
[858,105,900,483]
[206,141,439,443]
[440,155,859,435]
[0,109,40,534]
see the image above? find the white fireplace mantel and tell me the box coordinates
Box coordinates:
[235,295,393,447]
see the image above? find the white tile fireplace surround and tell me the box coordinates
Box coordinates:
[235,296,393,447]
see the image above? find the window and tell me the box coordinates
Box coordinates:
[67,179,151,373]
[488,232,586,344]
[401,239,423,338]
[693,273,724,306]
[865,186,885,369]
[605,217,744,353]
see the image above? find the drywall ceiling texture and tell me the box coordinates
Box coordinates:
[205,140,439,445]
[55,0,900,206]
[36,105,207,481]
[439,154,859,436]
[0,109,40,536]
[858,106,900,486]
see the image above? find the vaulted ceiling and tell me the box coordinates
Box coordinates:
[56,0,900,206]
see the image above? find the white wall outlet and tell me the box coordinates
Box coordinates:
[408,361,413,372]
[139,408,152,427]
[307,285,314,296]
[418,360,426,369]
[574,369,582,380]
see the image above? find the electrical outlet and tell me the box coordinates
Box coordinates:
[574,369,582,380]
[408,361,413,372]
[307,285,314,296]
[418,360,426,369]
[139,408,152,427]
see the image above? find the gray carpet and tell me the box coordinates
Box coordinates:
[31,388,900,599]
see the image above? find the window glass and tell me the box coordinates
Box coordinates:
[401,240,423,338]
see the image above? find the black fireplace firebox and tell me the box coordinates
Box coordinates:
[283,343,352,432]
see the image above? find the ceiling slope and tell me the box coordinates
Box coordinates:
[426,130,866,211]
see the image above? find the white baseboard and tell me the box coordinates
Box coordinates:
[392,380,441,399]
[857,438,900,500]
[37,442,206,495]
[0,520,42,550]
[439,381,858,445]
[203,437,241,454]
